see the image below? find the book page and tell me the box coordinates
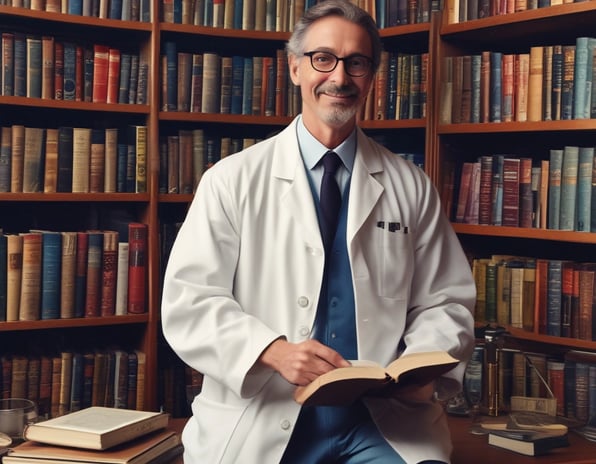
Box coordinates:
[385,351,459,381]
[34,407,159,433]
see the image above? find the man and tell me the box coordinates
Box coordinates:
[161,1,476,462]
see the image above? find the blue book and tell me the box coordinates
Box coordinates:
[163,41,177,111]
[203,0,213,26]
[70,352,84,411]
[68,0,83,15]
[39,231,62,320]
[109,0,122,19]
[234,0,243,29]
[230,55,244,114]
[559,146,578,231]
[140,0,150,21]
[587,38,596,119]
[126,126,137,192]
[173,0,182,22]
[576,146,594,232]
[0,234,6,321]
[489,51,502,122]
[13,33,26,97]
[241,56,253,115]
[118,53,132,104]
[546,259,563,337]
[561,45,575,120]
[117,142,128,192]
[573,37,590,119]
[63,42,77,101]
[548,148,563,230]
[470,54,481,123]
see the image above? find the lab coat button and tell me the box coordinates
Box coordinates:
[299,326,310,337]
[280,419,291,430]
[297,296,309,307]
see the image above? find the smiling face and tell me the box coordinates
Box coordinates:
[288,15,374,147]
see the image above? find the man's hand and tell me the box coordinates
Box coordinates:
[258,338,351,386]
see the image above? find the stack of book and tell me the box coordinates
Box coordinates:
[481,411,570,456]
[3,406,181,464]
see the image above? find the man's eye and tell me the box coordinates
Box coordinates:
[315,55,331,63]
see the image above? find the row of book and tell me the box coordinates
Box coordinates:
[440,37,596,125]
[158,129,263,194]
[362,51,428,121]
[447,0,585,24]
[0,223,148,322]
[1,32,149,104]
[447,146,596,232]
[160,46,300,117]
[0,125,147,194]
[472,255,596,341]
[161,0,437,30]
[464,345,596,425]
[2,0,151,21]
[0,349,146,420]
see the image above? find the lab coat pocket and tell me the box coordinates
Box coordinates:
[378,225,414,298]
[190,393,249,463]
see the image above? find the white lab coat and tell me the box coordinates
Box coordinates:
[161,117,476,463]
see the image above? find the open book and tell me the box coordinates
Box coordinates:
[294,351,459,407]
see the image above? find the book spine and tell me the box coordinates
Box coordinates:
[40,232,62,320]
[84,231,104,317]
[19,232,42,321]
[127,223,148,314]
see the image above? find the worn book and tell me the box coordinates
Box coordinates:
[22,406,169,450]
[487,429,569,456]
[294,351,459,407]
[5,429,180,464]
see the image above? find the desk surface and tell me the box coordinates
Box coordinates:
[168,416,596,464]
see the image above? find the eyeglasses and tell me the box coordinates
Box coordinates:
[303,51,373,77]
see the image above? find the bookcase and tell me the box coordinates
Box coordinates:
[435,1,596,422]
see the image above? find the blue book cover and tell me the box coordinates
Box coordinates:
[63,42,77,101]
[386,53,397,119]
[489,51,502,122]
[140,0,150,21]
[548,148,563,230]
[109,0,122,19]
[546,259,563,337]
[241,56,253,115]
[470,54,481,123]
[127,54,139,104]
[173,0,182,23]
[126,126,137,192]
[230,55,244,114]
[26,36,42,98]
[70,352,84,411]
[68,0,83,15]
[163,41,177,111]
[13,33,26,97]
[40,231,62,320]
[559,146,578,231]
[576,146,594,232]
[118,53,132,104]
[234,0,243,29]
[117,142,128,192]
[561,45,575,120]
[573,37,589,119]
[491,155,504,226]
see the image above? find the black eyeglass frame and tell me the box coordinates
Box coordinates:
[303,51,373,78]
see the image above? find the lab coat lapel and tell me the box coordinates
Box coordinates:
[347,131,384,243]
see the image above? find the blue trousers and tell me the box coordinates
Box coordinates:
[281,401,404,463]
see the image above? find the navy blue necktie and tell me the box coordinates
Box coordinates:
[320,151,342,251]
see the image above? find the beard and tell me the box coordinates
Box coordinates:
[315,83,362,126]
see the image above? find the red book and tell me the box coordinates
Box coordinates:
[106,48,121,104]
[127,223,148,314]
[75,45,84,101]
[74,231,89,318]
[84,231,104,318]
[92,44,110,103]
[54,41,64,100]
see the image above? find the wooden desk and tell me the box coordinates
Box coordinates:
[168,416,596,463]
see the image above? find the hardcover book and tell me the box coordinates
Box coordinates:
[294,351,459,407]
[6,429,180,464]
[488,430,569,456]
[22,406,169,450]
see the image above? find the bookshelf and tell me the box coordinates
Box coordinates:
[0,5,158,416]
[435,0,596,420]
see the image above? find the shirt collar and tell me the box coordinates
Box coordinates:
[296,115,356,173]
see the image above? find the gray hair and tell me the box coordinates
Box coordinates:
[286,0,382,72]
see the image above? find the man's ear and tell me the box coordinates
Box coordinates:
[288,54,300,86]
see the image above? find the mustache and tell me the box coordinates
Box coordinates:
[316,84,359,97]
